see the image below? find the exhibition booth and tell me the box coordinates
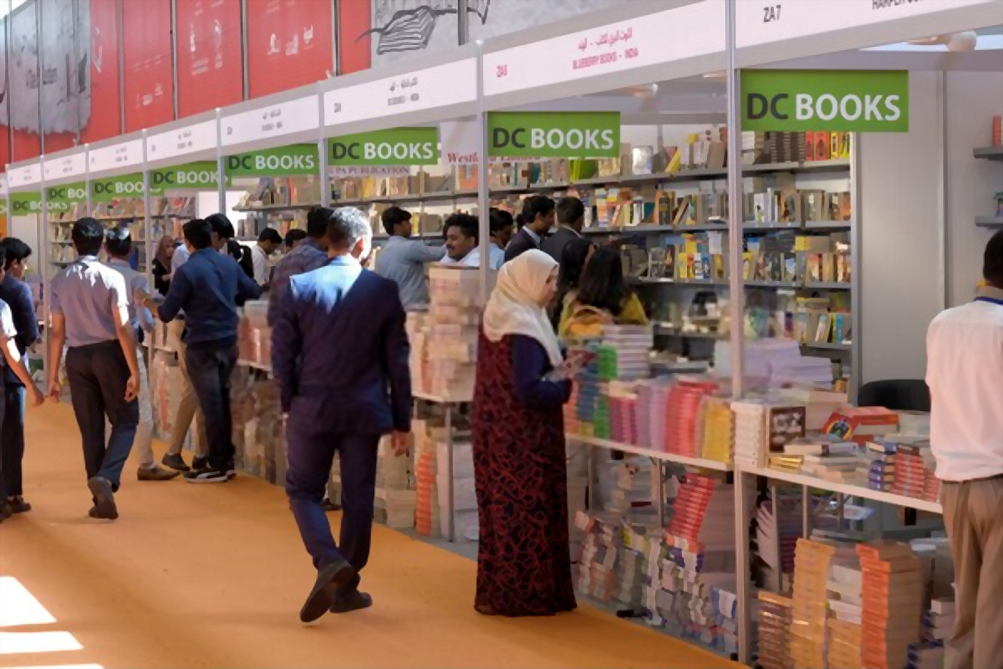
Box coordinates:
[4,0,1002,665]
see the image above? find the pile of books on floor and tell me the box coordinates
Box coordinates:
[237,301,270,369]
[858,542,924,669]
[827,557,864,668]
[790,538,857,668]
[424,265,484,401]
[413,417,441,538]
[757,592,793,669]
[574,510,622,602]
[437,435,478,542]
[406,311,430,394]
[374,435,415,529]
[230,368,284,483]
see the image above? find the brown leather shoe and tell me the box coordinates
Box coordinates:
[138,465,181,481]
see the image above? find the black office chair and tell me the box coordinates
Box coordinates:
[857,379,930,412]
[857,379,931,525]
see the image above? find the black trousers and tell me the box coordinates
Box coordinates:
[65,341,139,490]
[185,344,237,471]
[1,385,25,498]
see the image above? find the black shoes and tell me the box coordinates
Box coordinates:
[87,476,118,520]
[330,590,372,614]
[7,496,31,514]
[299,560,355,623]
[322,498,341,512]
[161,453,191,472]
[184,468,230,484]
[192,456,209,471]
[0,500,12,521]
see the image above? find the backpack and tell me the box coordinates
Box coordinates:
[562,304,613,340]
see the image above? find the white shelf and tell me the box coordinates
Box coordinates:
[739,464,943,514]
[565,433,732,472]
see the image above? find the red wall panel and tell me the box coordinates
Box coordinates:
[176,0,244,118]
[247,0,333,98]
[338,0,371,75]
[80,0,122,143]
[123,0,174,132]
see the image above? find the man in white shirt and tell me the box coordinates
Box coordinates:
[252,229,283,288]
[440,214,502,270]
[374,206,446,309]
[925,230,1003,669]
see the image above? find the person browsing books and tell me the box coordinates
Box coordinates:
[925,230,1003,669]
[490,208,515,253]
[373,206,446,310]
[541,196,586,263]
[251,228,284,288]
[504,196,556,263]
[439,214,503,270]
[559,246,647,338]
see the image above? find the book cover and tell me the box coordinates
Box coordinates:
[805,131,816,161]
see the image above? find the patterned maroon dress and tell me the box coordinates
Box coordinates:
[471,332,577,616]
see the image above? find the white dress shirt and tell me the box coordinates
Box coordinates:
[252,244,270,286]
[439,245,503,270]
[926,286,1003,482]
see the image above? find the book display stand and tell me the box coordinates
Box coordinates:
[6,0,1002,665]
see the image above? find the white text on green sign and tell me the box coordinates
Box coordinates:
[487,111,620,158]
[328,128,439,166]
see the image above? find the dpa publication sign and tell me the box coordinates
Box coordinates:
[742,70,908,132]
[487,112,620,158]
[328,128,439,166]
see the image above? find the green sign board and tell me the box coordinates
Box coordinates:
[327,127,439,166]
[10,192,45,215]
[151,161,228,190]
[46,182,88,204]
[91,174,146,202]
[487,111,621,158]
[741,70,909,133]
[225,144,319,176]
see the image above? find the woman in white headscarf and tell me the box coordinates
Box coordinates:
[471,250,576,617]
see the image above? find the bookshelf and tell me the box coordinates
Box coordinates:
[973,146,1003,161]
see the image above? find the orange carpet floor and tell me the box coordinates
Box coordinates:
[0,402,742,669]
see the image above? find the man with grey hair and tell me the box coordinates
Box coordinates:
[272,207,412,623]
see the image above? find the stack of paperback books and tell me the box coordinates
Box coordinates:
[857,542,924,669]
[757,592,794,669]
[861,439,897,491]
[827,560,864,668]
[664,379,721,457]
[374,435,415,529]
[790,538,845,668]
[413,417,441,538]
[424,266,483,401]
[891,440,939,502]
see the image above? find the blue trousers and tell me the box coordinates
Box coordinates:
[1,386,26,498]
[286,400,379,592]
[65,341,139,490]
[185,344,237,471]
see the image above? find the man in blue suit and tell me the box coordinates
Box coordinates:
[272,207,412,623]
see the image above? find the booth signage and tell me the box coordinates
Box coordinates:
[151,161,228,189]
[0,201,6,216]
[91,174,146,202]
[46,182,88,205]
[11,193,42,214]
[741,70,909,132]
[225,145,319,176]
[327,128,439,166]
[487,111,620,158]
[221,96,320,147]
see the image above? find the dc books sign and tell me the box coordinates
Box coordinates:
[328,128,439,166]
[487,112,620,158]
[742,70,909,133]
[225,145,319,176]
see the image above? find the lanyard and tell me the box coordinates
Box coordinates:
[975,296,1003,306]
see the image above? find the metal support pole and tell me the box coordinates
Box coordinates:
[726,2,751,664]
[39,157,49,380]
[457,0,470,45]
[802,484,811,538]
[142,130,153,285]
[240,0,250,100]
[586,445,595,510]
[475,41,490,305]
[445,402,455,542]
[215,109,226,214]
[770,483,782,592]
[654,459,665,528]
[318,84,330,208]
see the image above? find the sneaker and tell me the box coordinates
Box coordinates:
[225,461,237,479]
[138,465,181,482]
[7,497,31,513]
[192,456,209,471]
[161,453,190,472]
[184,468,230,484]
[299,559,355,623]
[87,477,118,520]
[329,590,372,614]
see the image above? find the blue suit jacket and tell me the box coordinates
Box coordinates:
[0,274,39,387]
[271,255,412,435]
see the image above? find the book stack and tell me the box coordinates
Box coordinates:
[753,496,801,591]
[574,510,622,602]
[907,640,945,669]
[413,418,441,537]
[666,473,736,547]
[237,301,270,369]
[405,311,430,395]
[425,266,483,401]
[732,400,770,467]
[861,439,897,491]
[780,387,847,430]
[617,522,661,612]
[800,452,863,484]
[607,457,656,516]
[757,592,794,669]
[437,437,478,542]
[637,378,672,452]
[790,539,840,668]
[664,380,721,457]
[828,561,864,668]
[230,369,282,483]
[596,325,653,381]
[923,598,956,643]
[374,435,415,529]
[824,407,900,445]
[699,396,734,464]
[892,441,939,502]
[717,338,832,389]
[857,542,924,669]
[608,381,639,445]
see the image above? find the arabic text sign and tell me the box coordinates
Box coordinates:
[483,2,724,97]
[43,152,87,181]
[147,120,219,162]
[89,139,145,174]
[221,96,320,147]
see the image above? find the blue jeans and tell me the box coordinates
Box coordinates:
[65,342,139,489]
[185,344,237,471]
[286,397,379,591]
